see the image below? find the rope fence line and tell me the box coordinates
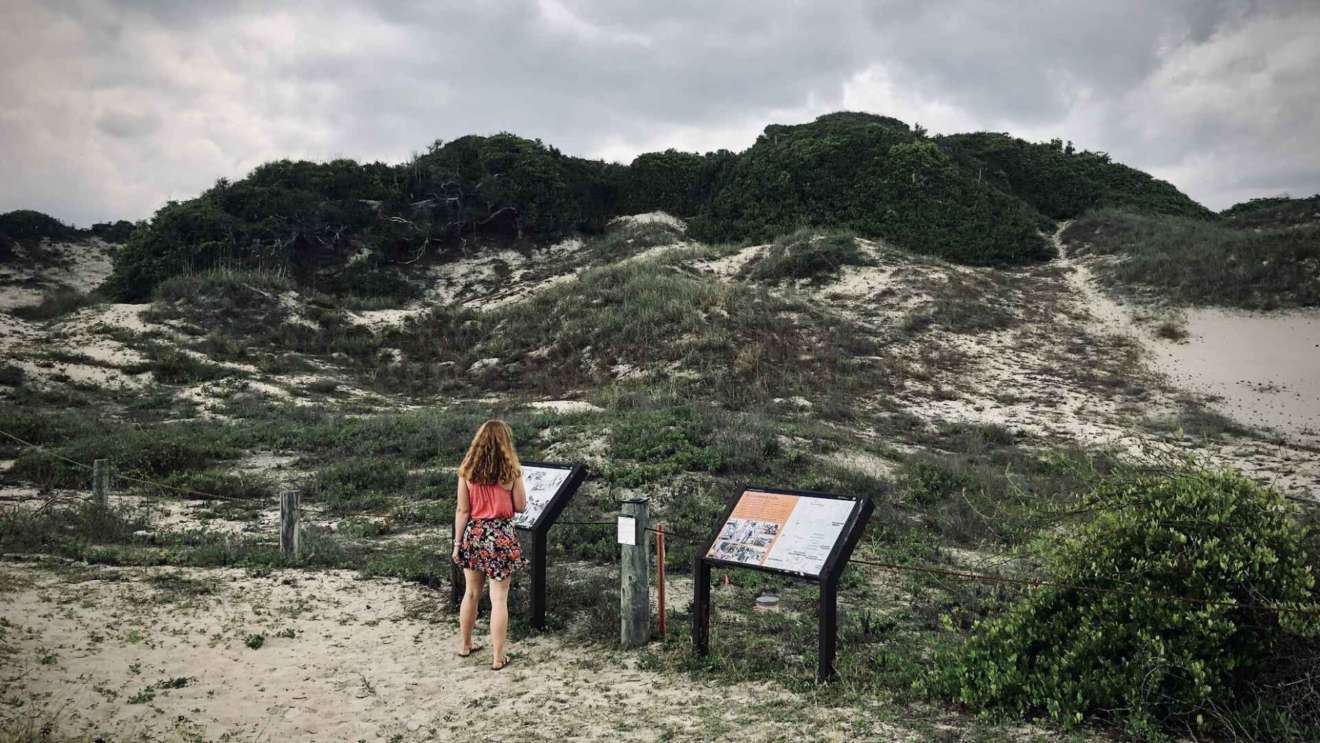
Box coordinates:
[5,424,1320,618]
[0,427,260,504]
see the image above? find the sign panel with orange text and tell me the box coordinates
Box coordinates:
[705,489,860,578]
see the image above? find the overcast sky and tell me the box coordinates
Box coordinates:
[2,0,1318,226]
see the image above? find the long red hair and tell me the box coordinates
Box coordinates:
[458,420,522,485]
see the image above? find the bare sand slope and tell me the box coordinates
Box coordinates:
[0,561,891,742]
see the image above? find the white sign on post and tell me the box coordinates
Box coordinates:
[617,515,637,546]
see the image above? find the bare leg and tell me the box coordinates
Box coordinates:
[459,569,485,654]
[488,576,511,667]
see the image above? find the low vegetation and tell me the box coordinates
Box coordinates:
[1064,208,1320,308]
[744,230,870,283]
[931,467,1320,740]
[9,289,97,322]
[1220,193,1320,229]
[385,255,889,407]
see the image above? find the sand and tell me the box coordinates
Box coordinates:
[0,561,889,742]
[1150,308,1320,444]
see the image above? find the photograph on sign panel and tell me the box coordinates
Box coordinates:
[707,490,857,575]
[710,517,776,565]
[513,466,571,528]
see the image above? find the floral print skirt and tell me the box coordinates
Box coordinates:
[456,518,526,580]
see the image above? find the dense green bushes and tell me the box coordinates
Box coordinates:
[104,136,626,300]
[1064,209,1320,308]
[0,209,80,243]
[937,133,1212,220]
[933,467,1319,738]
[99,111,1233,300]
[693,113,1053,264]
[620,149,730,217]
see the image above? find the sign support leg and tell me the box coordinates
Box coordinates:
[693,557,711,657]
[531,529,548,630]
[817,574,839,682]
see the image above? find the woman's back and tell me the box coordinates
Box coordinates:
[467,480,514,519]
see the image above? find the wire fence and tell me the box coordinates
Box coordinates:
[1,427,265,504]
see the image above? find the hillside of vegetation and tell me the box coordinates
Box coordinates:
[937,132,1214,220]
[95,111,1216,300]
[3,210,1319,741]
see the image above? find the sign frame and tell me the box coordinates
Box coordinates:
[450,461,587,630]
[693,484,874,682]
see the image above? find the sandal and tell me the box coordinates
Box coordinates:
[491,655,512,671]
[457,645,484,658]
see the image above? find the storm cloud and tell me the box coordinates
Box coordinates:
[2,0,1317,225]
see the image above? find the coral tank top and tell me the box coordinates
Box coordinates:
[468,480,515,519]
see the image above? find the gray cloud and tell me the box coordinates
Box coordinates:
[1,0,1317,226]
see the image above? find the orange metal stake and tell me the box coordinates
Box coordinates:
[656,523,667,637]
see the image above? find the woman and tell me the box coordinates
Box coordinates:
[451,419,527,671]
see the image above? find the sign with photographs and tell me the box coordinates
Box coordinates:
[510,462,586,531]
[705,488,862,579]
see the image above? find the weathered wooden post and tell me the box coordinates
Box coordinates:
[619,497,650,648]
[280,491,301,559]
[92,458,110,508]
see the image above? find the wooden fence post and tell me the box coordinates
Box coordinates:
[620,497,650,648]
[92,458,110,508]
[280,491,301,560]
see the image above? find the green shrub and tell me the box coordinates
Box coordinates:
[693,112,1052,265]
[157,470,276,501]
[145,347,234,385]
[0,365,24,387]
[303,457,411,514]
[937,133,1211,220]
[932,466,1320,737]
[745,230,869,282]
[0,210,79,243]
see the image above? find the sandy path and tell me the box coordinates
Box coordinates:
[0,561,884,742]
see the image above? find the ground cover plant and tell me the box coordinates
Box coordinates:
[1064,209,1320,308]
[929,466,1320,739]
[744,229,871,283]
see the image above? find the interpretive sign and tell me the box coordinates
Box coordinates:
[706,490,859,578]
[452,461,586,629]
[513,464,578,530]
[695,485,873,682]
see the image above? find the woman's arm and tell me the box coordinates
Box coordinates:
[511,477,527,513]
[452,477,471,560]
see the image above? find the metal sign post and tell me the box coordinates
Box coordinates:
[692,485,874,682]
